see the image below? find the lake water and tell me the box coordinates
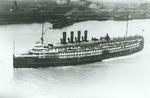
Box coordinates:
[0,19,150,98]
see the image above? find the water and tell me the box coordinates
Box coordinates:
[0,19,150,98]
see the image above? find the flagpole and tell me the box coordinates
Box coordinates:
[126,14,129,37]
[13,40,15,56]
[41,23,44,44]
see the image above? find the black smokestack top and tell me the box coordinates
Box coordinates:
[84,30,88,41]
[70,31,74,43]
[62,32,67,44]
[77,31,81,42]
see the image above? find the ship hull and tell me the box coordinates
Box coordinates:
[13,41,144,68]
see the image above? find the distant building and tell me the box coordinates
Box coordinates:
[9,1,20,12]
[89,3,99,9]
[72,0,91,7]
[57,0,70,5]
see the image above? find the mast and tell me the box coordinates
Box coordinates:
[41,23,44,44]
[13,40,15,56]
[40,23,53,44]
[126,14,129,37]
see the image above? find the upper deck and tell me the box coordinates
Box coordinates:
[14,35,144,58]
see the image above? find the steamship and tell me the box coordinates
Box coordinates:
[13,26,144,68]
[13,30,144,68]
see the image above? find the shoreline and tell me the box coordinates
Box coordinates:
[0,17,149,29]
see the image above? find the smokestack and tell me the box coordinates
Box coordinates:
[84,30,88,41]
[70,31,74,43]
[68,37,70,43]
[60,38,63,44]
[77,31,81,42]
[62,32,67,44]
[75,37,77,42]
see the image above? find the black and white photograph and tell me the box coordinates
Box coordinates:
[0,0,149,98]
